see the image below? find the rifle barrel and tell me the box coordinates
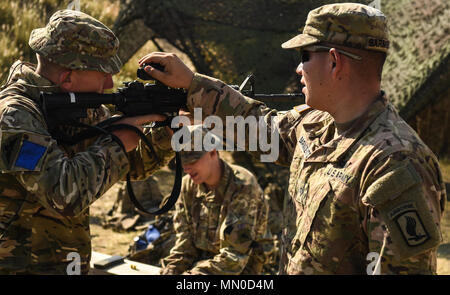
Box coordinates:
[41,92,122,110]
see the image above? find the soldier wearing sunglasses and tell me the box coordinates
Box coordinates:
[139,3,446,274]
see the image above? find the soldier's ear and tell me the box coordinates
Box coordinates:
[329,49,342,77]
[59,70,73,91]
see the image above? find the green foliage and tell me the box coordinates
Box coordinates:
[126,0,356,93]
[0,0,121,85]
[1,1,45,83]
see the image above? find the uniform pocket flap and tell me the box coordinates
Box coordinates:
[362,164,421,207]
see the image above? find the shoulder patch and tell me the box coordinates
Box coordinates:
[0,130,51,172]
[363,165,442,259]
[389,202,430,247]
[15,140,47,170]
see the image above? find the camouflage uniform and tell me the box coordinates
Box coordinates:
[0,10,173,274]
[223,151,286,274]
[161,126,271,275]
[181,4,446,275]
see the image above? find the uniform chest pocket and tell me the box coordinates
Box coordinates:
[293,181,332,251]
[193,201,221,251]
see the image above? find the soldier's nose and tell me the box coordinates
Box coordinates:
[296,63,303,76]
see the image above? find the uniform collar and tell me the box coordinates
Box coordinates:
[302,116,334,139]
[3,61,61,100]
[195,159,233,203]
[305,92,388,163]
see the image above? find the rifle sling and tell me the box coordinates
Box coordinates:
[126,152,182,216]
[48,118,181,216]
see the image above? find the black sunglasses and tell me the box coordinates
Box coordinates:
[300,50,312,63]
[298,45,362,64]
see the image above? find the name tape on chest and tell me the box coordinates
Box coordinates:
[298,136,311,158]
[325,167,353,185]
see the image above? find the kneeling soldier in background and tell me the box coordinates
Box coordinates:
[160,125,272,275]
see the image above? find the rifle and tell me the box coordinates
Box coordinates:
[41,64,186,129]
[40,63,185,216]
[40,63,304,216]
[230,74,304,110]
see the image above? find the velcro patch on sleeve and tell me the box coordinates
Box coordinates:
[362,164,420,206]
[15,140,47,170]
[0,130,51,172]
[389,203,430,247]
[378,185,441,259]
[363,164,442,259]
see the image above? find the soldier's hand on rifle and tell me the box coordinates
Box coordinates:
[112,114,166,152]
[138,52,194,89]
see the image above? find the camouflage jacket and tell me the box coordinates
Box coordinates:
[161,160,270,275]
[184,73,446,275]
[0,62,174,274]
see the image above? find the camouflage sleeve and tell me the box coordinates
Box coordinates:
[186,73,306,165]
[0,104,129,217]
[160,179,199,275]
[184,182,268,275]
[361,151,445,274]
[127,126,175,181]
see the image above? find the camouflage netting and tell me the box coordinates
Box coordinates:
[114,0,450,155]
[408,87,450,156]
[114,0,362,94]
[380,0,450,155]
[381,0,450,117]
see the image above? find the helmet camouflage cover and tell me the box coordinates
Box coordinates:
[29,9,122,74]
[282,3,389,53]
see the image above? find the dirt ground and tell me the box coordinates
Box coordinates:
[90,167,174,257]
[90,161,450,275]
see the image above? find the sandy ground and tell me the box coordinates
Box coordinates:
[90,164,450,274]
[90,168,174,257]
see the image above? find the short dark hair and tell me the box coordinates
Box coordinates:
[322,42,386,81]
[373,51,387,80]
